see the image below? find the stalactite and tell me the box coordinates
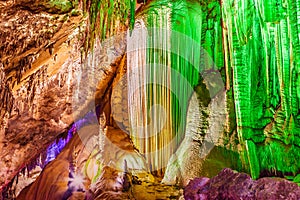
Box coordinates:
[83,0,131,54]
[222,0,300,178]
[0,63,14,127]
[129,0,136,33]
[127,0,211,175]
[127,16,146,158]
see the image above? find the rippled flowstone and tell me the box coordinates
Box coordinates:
[184,168,300,200]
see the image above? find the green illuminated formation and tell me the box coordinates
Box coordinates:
[222,0,300,178]
[145,0,202,172]
[128,0,300,179]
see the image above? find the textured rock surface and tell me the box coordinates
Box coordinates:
[162,91,228,186]
[0,0,128,192]
[184,168,300,200]
[126,0,227,177]
[0,17,83,192]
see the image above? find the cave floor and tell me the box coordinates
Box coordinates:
[130,179,183,200]
[65,176,183,200]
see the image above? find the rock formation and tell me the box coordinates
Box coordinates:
[184,168,300,200]
[0,0,129,194]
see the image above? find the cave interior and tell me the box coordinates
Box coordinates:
[0,0,300,199]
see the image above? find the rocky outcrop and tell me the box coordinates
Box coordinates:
[0,0,128,192]
[17,125,97,200]
[0,6,84,190]
[184,168,300,200]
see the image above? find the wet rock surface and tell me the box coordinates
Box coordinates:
[184,168,300,200]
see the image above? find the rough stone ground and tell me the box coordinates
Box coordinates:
[130,179,183,200]
[184,168,300,200]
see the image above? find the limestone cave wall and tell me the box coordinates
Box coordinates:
[0,0,129,193]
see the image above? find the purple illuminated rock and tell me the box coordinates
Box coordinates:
[184,168,300,200]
